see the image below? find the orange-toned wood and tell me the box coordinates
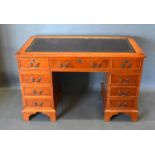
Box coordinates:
[22,108,56,121]
[18,70,56,121]
[104,110,138,122]
[20,73,51,84]
[23,86,51,96]
[107,98,136,109]
[24,98,53,108]
[112,59,141,70]
[50,57,110,70]
[109,87,137,97]
[16,35,145,122]
[110,74,139,86]
[18,58,49,69]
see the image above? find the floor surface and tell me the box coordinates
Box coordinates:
[0,87,154,130]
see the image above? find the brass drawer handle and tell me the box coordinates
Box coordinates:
[121,60,132,69]
[117,102,128,107]
[122,102,128,107]
[59,63,64,67]
[91,62,103,68]
[118,90,129,96]
[32,89,37,95]
[39,102,43,106]
[119,77,130,84]
[31,77,42,83]
[91,62,97,68]
[33,102,38,106]
[91,62,105,68]
[33,102,43,107]
[65,62,71,68]
[77,59,83,64]
[29,59,40,68]
[59,61,72,68]
[32,89,43,96]
[38,90,43,95]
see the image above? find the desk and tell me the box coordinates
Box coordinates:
[16,36,145,122]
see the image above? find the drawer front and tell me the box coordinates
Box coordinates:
[50,57,109,69]
[112,59,141,70]
[110,87,137,97]
[110,74,139,86]
[23,87,51,96]
[108,98,136,109]
[24,98,53,108]
[21,74,51,84]
[19,58,49,69]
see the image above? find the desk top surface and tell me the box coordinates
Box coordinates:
[26,38,135,53]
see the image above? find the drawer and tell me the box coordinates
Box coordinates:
[108,98,136,109]
[110,87,137,97]
[19,58,49,69]
[23,87,51,96]
[24,98,53,108]
[110,74,139,86]
[50,57,109,69]
[112,59,141,69]
[21,74,51,84]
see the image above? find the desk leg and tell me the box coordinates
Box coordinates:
[22,109,57,122]
[104,110,138,122]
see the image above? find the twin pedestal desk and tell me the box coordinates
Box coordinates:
[16,36,145,122]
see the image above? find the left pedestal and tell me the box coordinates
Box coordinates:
[18,69,56,122]
[17,53,56,121]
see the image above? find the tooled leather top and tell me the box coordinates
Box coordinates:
[26,38,135,53]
